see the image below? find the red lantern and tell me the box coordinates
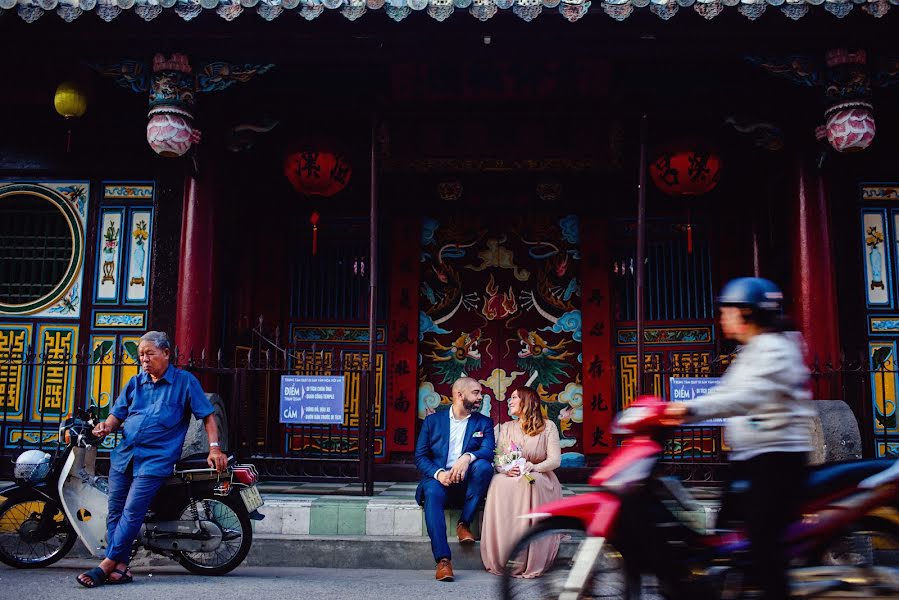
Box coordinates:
[283,150,352,197]
[650,147,722,254]
[649,149,722,197]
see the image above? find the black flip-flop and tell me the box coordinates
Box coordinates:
[107,567,133,585]
[76,566,107,588]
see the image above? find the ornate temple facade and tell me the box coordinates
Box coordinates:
[1,10,898,482]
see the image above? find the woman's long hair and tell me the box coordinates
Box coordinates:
[515,386,546,436]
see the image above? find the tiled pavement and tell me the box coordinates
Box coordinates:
[0,478,719,569]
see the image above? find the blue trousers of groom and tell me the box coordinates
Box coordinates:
[419,460,493,562]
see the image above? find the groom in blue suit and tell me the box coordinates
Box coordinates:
[415,377,495,582]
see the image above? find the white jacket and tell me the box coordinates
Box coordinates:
[686,332,815,461]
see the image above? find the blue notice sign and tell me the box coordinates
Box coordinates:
[668,377,724,425]
[280,375,345,425]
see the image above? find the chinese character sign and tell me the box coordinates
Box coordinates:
[280,375,345,425]
[669,377,724,425]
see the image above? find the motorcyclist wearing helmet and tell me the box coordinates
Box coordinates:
[666,277,815,600]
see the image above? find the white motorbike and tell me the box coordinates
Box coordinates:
[0,406,264,575]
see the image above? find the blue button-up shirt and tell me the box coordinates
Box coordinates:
[110,364,215,477]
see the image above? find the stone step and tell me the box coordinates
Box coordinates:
[253,493,720,540]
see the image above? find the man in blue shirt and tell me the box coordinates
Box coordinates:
[76,331,225,588]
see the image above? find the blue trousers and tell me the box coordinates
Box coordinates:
[105,464,166,563]
[420,459,493,563]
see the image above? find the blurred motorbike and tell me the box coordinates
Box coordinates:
[500,396,899,599]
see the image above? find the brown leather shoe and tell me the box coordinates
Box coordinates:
[456,522,475,544]
[435,558,454,581]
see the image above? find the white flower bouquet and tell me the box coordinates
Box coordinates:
[495,441,535,484]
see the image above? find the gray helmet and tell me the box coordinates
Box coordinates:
[13,450,51,482]
[717,277,784,314]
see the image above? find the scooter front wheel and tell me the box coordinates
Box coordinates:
[500,516,640,600]
[173,492,253,576]
[0,497,77,568]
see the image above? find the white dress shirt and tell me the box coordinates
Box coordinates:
[434,407,477,479]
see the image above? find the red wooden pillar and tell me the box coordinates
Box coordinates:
[791,158,840,369]
[581,217,616,455]
[175,169,219,360]
[385,216,420,459]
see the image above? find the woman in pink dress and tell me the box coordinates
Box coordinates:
[480,386,563,578]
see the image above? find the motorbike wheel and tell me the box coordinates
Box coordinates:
[500,517,640,600]
[797,515,899,598]
[173,492,253,576]
[815,515,899,569]
[0,496,77,569]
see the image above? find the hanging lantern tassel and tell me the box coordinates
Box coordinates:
[309,210,320,256]
[686,208,693,255]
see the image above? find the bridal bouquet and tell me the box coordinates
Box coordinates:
[495,441,535,484]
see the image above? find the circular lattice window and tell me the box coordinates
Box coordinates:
[0,184,84,315]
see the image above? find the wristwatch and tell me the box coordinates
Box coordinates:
[209,442,220,448]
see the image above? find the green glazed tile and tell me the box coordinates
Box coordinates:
[309,502,339,535]
[337,502,366,535]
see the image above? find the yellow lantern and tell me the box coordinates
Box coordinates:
[54,82,88,119]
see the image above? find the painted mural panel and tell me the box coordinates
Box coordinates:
[862,210,892,308]
[30,324,78,422]
[85,335,142,420]
[616,326,714,346]
[0,324,33,421]
[285,349,387,457]
[38,182,89,318]
[86,335,117,419]
[616,352,664,410]
[876,441,899,458]
[418,214,584,465]
[0,182,89,318]
[104,183,154,201]
[119,335,141,393]
[124,208,153,304]
[869,341,899,435]
[92,310,147,329]
[862,186,899,202]
[94,208,125,303]
[870,316,899,335]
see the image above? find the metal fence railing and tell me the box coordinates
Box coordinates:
[0,334,376,494]
[0,341,893,486]
[620,350,898,482]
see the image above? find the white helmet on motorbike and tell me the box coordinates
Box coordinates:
[13,449,51,482]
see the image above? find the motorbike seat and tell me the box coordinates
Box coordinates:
[174,452,235,473]
[802,459,895,500]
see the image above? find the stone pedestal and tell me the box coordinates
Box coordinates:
[808,399,862,465]
[181,392,229,457]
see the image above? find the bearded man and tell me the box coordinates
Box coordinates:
[414,377,495,582]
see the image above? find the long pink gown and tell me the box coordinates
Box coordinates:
[481,420,563,578]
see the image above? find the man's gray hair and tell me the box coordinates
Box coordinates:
[140,331,171,351]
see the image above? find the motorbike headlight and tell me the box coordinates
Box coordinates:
[601,456,657,492]
[13,450,52,482]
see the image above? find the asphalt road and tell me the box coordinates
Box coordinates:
[0,559,664,599]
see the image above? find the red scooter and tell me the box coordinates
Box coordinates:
[500,396,899,600]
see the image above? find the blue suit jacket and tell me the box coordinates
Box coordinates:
[415,409,496,505]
